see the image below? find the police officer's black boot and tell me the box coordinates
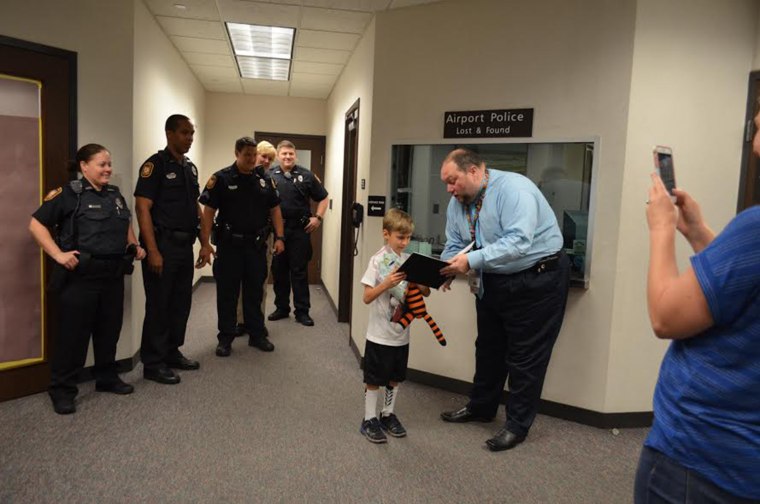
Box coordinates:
[248,334,274,352]
[50,395,76,415]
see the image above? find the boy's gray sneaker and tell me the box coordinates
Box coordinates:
[360,417,388,444]
[379,413,407,438]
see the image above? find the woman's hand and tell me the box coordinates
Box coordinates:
[646,173,678,233]
[54,250,80,271]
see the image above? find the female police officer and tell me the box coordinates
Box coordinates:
[29,144,146,414]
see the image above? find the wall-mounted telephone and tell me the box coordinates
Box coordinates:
[351,202,364,256]
[351,202,364,228]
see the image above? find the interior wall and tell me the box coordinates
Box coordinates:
[358,0,639,413]
[131,0,207,356]
[322,18,376,309]
[0,0,136,362]
[608,0,758,411]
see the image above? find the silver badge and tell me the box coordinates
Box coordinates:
[115,198,124,209]
[166,172,177,180]
[260,179,266,188]
[191,166,197,177]
[297,175,303,182]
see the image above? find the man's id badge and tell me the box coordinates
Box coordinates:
[467,269,481,294]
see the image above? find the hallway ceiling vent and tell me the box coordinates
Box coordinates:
[225,22,295,81]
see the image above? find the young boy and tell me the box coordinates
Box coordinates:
[360,208,430,443]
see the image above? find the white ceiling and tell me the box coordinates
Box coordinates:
[143,0,444,99]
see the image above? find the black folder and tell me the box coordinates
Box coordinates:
[397,253,450,289]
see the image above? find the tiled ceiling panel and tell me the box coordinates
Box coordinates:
[143,0,447,98]
[156,16,226,39]
[301,7,372,34]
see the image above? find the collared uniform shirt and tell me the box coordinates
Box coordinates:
[33,179,130,255]
[199,163,280,233]
[268,164,327,220]
[134,148,200,231]
[441,169,563,292]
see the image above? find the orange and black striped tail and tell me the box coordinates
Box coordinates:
[423,314,446,346]
[398,312,414,329]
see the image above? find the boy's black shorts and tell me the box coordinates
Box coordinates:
[363,340,409,386]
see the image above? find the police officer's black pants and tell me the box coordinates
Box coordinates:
[140,237,194,370]
[467,252,570,438]
[214,240,267,345]
[50,274,124,399]
[272,226,312,316]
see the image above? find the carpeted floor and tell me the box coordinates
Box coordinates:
[0,283,647,503]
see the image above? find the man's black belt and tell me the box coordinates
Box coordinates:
[528,251,562,273]
[161,228,197,245]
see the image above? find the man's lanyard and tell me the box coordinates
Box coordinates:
[465,169,489,246]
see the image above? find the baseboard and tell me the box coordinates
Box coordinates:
[354,353,653,429]
[78,349,141,383]
[320,280,339,317]
[193,275,215,292]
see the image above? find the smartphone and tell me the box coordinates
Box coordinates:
[653,146,676,196]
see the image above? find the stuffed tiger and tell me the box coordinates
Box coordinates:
[397,284,446,346]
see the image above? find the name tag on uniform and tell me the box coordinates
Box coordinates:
[166,172,177,180]
[88,204,102,209]
[228,185,238,190]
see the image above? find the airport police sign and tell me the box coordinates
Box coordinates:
[443,108,533,138]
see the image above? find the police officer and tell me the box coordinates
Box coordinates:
[267,140,328,327]
[135,114,201,385]
[29,144,146,414]
[197,137,284,357]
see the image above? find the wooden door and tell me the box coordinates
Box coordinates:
[739,70,760,211]
[338,100,359,324]
[255,132,326,284]
[0,36,76,402]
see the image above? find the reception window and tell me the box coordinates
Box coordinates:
[390,142,594,287]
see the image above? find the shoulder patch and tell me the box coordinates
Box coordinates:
[206,175,217,190]
[44,187,62,201]
[140,162,154,178]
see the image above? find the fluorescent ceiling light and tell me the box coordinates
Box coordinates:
[226,22,295,80]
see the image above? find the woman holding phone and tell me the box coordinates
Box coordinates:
[635,126,760,500]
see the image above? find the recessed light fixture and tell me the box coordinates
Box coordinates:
[173,3,187,10]
[226,22,295,81]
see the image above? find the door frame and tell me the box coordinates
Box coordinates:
[254,132,327,285]
[338,99,360,324]
[738,70,760,212]
[0,35,77,401]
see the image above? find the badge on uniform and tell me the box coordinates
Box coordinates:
[259,179,266,188]
[166,172,177,180]
[297,175,303,182]
[206,175,217,189]
[140,162,154,178]
[44,187,62,201]
[191,165,197,177]
[115,198,124,209]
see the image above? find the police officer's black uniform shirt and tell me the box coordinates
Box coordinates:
[33,179,130,255]
[134,148,200,232]
[268,164,328,220]
[199,163,280,233]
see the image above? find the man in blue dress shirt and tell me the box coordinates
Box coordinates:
[439,148,571,451]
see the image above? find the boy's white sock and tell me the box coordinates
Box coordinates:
[381,384,399,417]
[365,388,379,421]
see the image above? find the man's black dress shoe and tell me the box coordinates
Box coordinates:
[486,428,526,451]
[234,324,247,337]
[268,310,289,321]
[166,356,200,370]
[51,396,76,415]
[215,343,231,357]
[248,335,275,352]
[143,367,181,384]
[440,406,494,423]
[295,313,314,326]
[95,377,135,395]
